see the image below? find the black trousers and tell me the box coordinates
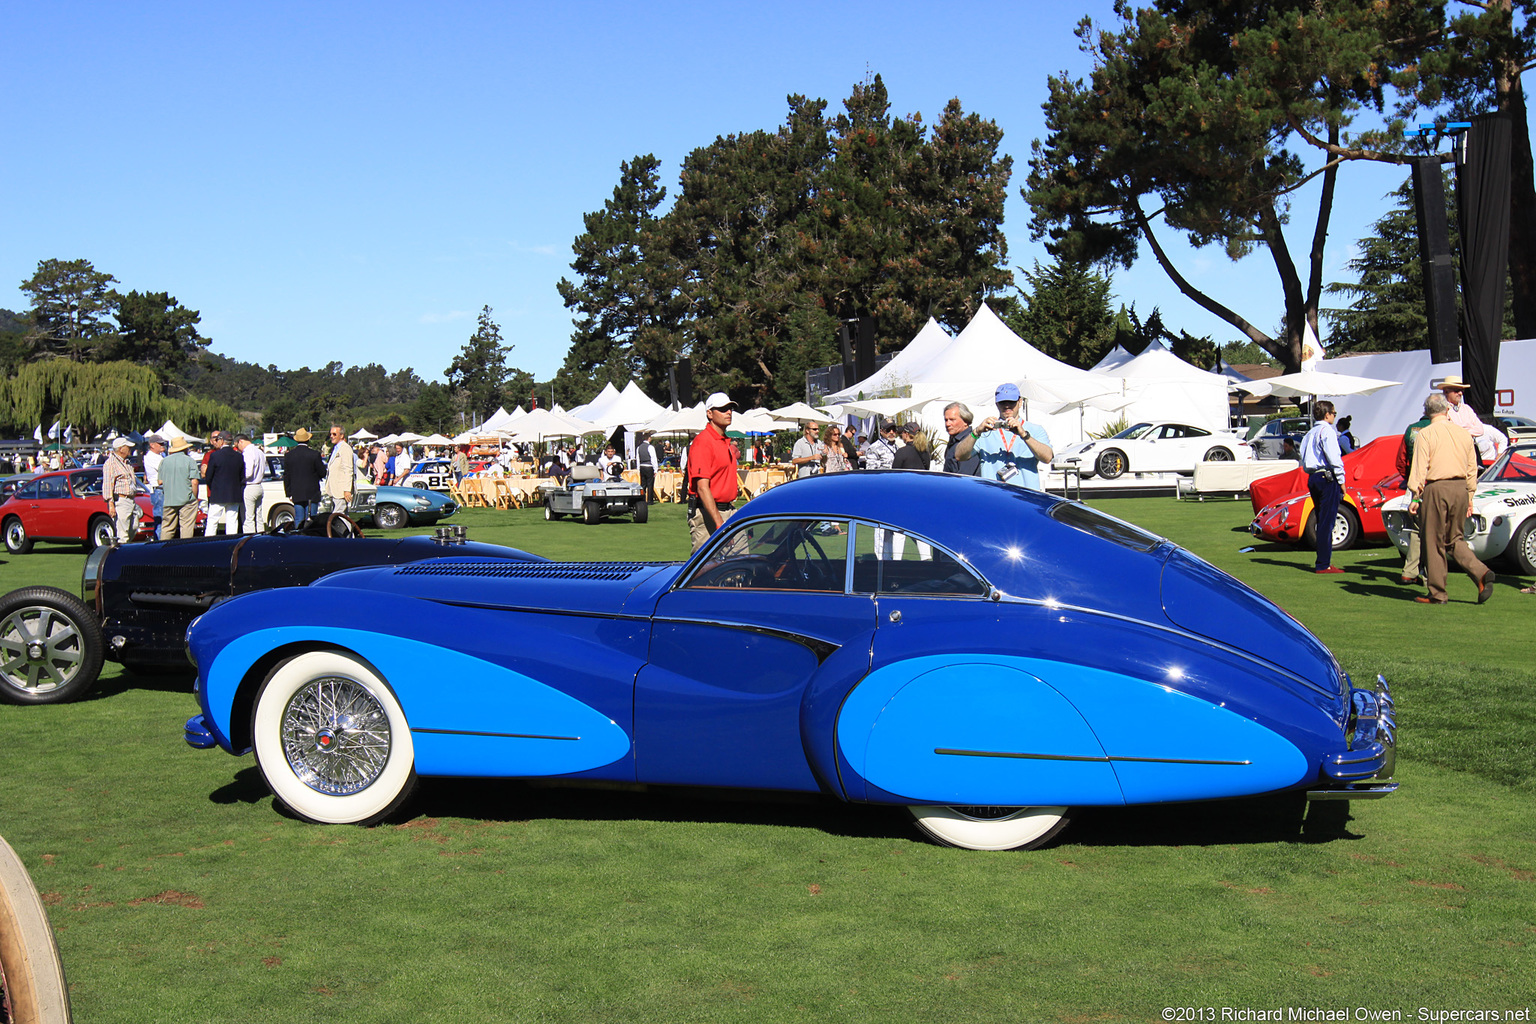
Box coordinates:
[639,465,656,503]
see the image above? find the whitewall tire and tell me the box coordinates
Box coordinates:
[252,651,417,824]
[908,805,1070,851]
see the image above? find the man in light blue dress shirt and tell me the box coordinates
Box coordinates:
[1298,400,1346,574]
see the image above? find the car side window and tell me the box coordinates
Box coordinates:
[850,524,986,597]
[14,480,40,500]
[38,477,69,500]
[684,518,849,592]
[71,473,100,498]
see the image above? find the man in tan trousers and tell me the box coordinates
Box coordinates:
[1406,393,1496,605]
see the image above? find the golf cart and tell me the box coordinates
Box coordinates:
[543,464,648,524]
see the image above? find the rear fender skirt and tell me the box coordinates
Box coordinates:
[837,655,1310,807]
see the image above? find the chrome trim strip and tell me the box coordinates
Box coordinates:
[652,615,842,663]
[935,747,1251,766]
[412,727,579,741]
[1306,782,1399,801]
[430,600,651,623]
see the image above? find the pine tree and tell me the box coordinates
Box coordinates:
[445,306,510,422]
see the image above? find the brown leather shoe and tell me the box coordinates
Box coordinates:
[1400,575,1418,584]
[1478,570,1497,604]
[1413,596,1445,604]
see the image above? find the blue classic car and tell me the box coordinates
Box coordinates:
[183,473,1396,850]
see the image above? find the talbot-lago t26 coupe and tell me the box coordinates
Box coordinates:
[183,472,1396,850]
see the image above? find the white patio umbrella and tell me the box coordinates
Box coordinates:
[1257,370,1403,400]
[770,402,834,424]
[418,433,455,446]
[349,427,378,440]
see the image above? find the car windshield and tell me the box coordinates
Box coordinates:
[1111,423,1155,440]
[1482,444,1536,483]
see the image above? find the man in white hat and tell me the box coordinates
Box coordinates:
[686,392,741,550]
[103,438,139,543]
[1439,375,1485,444]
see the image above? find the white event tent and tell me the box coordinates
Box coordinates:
[568,383,622,424]
[588,381,668,432]
[826,304,1237,445]
[1314,339,1536,443]
[1109,346,1230,430]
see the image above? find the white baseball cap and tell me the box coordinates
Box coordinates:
[704,392,738,411]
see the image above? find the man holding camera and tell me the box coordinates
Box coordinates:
[950,383,1053,491]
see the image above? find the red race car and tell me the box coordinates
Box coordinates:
[0,468,156,553]
[1248,435,1406,551]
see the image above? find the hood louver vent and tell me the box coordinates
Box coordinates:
[394,561,663,582]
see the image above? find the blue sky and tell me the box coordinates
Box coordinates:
[3,1,1471,388]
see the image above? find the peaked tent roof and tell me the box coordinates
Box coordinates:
[1110,346,1231,429]
[1090,345,1134,372]
[827,317,952,401]
[569,382,623,422]
[590,381,668,431]
[481,407,516,433]
[154,419,199,442]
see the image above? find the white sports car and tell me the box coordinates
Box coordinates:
[1381,440,1536,575]
[1052,422,1254,480]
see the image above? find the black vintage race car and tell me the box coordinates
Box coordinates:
[0,519,534,705]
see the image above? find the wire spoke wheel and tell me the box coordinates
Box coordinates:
[281,676,394,796]
[252,651,416,824]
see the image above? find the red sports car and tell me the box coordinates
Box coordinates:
[0,468,156,553]
[1248,435,1406,550]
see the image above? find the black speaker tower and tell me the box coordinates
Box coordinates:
[854,316,877,383]
[1412,157,1461,364]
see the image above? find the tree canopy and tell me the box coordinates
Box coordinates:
[554,75,1015,408]
[1025,1,1532,371]
[19,258,119,361]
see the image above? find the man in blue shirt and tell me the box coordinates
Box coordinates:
[950,383,1054,490]
[1298,400,1347,575]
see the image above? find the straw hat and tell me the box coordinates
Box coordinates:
[168,436,192,454]
[292,427,313,442]
[1438,374,1469,391]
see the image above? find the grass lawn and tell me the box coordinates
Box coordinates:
[1,498,1532,1023]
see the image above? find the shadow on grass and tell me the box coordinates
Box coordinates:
[89,664,197,701]
[227,777,1364,850]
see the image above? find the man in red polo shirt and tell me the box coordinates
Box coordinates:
[687,391,741,550]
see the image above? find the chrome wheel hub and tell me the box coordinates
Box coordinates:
[0,607,83,694]
[281,676,392,795]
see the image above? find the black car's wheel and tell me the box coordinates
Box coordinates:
[0,586,106,705]
[583,500,602,525]
[1508,518,1536,574]
[1203,446,1234,462]
[267,504,295,530]
[1302,503,1361,551]
[85,514,116,552]
[633,500,648,523]
[251,650,418,825]
[410,482,428,490]
[1095,449,1128,479]
[374,503,408,530]
[3,517,32,555]
[908,805,1071,851]
[544,503,562,521]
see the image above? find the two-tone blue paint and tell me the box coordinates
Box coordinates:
[185,472,1390,817]
[836,655,1308,807]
